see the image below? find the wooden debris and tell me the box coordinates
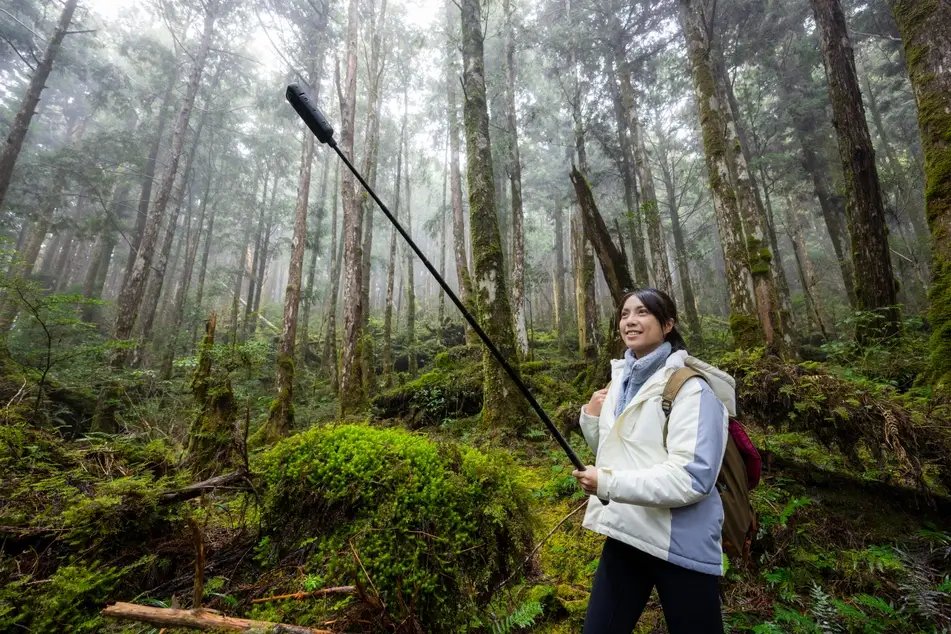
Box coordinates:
[250,585,357,604]
[102,602,332,633]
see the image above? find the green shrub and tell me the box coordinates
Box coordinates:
[255,424,536,632]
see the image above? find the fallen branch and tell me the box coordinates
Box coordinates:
[160,471,249,504]
[102,602,332,633]
[250,586,357,604]
[494,499,588,593]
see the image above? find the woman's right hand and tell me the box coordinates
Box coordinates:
[584,388,608,417]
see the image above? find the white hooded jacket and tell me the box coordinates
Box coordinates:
[579,349,735,576]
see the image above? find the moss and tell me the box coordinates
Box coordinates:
[729,312,764,349]
[254,424,536,632]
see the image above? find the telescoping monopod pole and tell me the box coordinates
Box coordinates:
[285,83,607,505]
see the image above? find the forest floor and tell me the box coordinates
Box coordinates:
[2,324,950,633]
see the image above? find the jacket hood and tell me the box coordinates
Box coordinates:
[611,349,737,416]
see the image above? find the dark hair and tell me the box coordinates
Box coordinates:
[616,288,688,353]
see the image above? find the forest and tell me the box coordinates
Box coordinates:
[0,0,950,631]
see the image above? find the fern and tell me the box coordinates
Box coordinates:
[808,583,843,634]
[491,600,543,634]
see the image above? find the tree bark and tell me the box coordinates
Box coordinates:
[503,0,528,359]
[382,116,403,388]
[678,0,767,350]
[110,2,218,367]
[811,0,900,342]
[321,163,341,392]
[886,0,951,386]
[265,124,314,441]
[784,191,828,339]
[571,208,597,361]
[300,154,330,361]
[569,166,634,306]
[338,0,364,415]
[656,141,703,350]
[0,0,79,209]
[101,602,328,634]
[125,73,179,290]
[403,115,417,376]
[446,0,475,344]
[614,56,652,287]
[192,195,219,348]
[461,0,525,431]
[160,156,215,380]
[552,202,567,351]
[134,92,213,362]
[82,183,130,323]
[252,178,279,331]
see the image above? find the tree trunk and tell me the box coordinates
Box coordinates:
[657,146,703,350]
[160,157,214,380]
[125,73,178,290]
[571,209,597,361]
[569,166,634,306]
[83,183,130,322]
[614,56,652,287]
[502,0,528,359]
[771,51,857,307]
[135,98,212,363]
[265,123,314,441]
[460,0,525,432]
[886,0,951,386]
[338,0,364,415]
[252,178,279,331]
[811,0,900,342]
[243,173,267,339]
[110,2,218,367]
[628,96,673,295]
[322,163,342,392]
[552,202,567,351]
[0,0,79,209]
[678,0,767,350]
[446,0,476,344]
[403,117,417,376]
[381,126,402,388]
[192,197,218,348]
[300,154,330,361]
[784,191,828,339]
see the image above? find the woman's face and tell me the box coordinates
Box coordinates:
[619,294,673,358]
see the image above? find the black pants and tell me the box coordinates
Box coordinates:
[582,537,724,634]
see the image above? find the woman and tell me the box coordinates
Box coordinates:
[571,288,732,634]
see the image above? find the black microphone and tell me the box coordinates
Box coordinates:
[285,83,336,146]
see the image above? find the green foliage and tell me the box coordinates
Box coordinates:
[489,599,544,634]
[254,424,536,632]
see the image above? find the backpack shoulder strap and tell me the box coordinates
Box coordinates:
[662,368,704,449]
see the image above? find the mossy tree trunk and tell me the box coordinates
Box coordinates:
[460,0,525,431]
[678,0,764,350]
[811,0,900,343]
[886,0,951,387]
[186,312,240,479]
[569,166,634,306]
[445,0,476,345]
[502,0,528,359]
[571,209,598,361]
[338,0,365,415]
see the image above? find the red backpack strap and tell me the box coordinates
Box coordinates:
[662,368,704,449]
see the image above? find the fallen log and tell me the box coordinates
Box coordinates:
[102,602,332,633]
[160,470,249,504]
[250,585,357,604]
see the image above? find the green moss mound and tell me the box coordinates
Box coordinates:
[255,424,536,632]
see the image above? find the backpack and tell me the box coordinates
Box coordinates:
[661,367,761,565]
